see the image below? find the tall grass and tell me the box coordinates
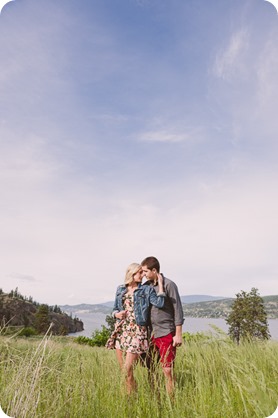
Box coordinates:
[0,332,277,417]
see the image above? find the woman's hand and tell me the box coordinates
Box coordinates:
[157,273,163,285]
[115,310,126,320]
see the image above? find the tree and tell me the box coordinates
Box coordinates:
[35,304,51,333]
[105,314,116,333]
[226,288,270,344]
[85,315,116,347]
[90,326,111,347]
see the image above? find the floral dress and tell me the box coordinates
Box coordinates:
[114,294,148,354]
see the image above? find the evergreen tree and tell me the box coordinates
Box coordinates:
[105,314,116,333]
[35,304,51,333]
[226,288,270,344]
[53,305,62,314]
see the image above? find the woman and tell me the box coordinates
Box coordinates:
[106,262,165,394]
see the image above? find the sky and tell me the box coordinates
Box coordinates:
[0,0,277,306]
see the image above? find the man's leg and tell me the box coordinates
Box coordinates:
[153,332,176,395]
[162,365,175,395]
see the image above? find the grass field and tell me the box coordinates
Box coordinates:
[0,331,277,418]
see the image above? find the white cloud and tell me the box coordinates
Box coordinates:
[7,273,38,282]
[139,130,189,143]
[213,29,249,81]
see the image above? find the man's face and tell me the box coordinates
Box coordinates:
[142,266,157,282]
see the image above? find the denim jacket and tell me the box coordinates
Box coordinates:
[112,284,165,326]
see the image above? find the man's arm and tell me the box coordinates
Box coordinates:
[166,279,184,346]
[173,325,183,346]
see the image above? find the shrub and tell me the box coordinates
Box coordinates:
[18,327,37,337]
[75,325,111,347]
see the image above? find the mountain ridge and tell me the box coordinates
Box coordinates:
[59,294,229,314]
[60,295,278,319]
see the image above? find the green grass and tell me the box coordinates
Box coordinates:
[0,332,277,418]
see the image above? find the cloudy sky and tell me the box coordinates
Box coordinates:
[0,0,277,306]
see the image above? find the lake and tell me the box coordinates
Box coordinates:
[69,313,278,341]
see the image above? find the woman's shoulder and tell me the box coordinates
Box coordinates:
[116,284,126,292]
[139,284,153,294]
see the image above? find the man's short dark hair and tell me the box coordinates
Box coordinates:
[141,256,160,273]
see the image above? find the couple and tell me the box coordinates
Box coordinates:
[106,256,184,395]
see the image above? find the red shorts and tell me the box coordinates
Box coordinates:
[152,332,176,368]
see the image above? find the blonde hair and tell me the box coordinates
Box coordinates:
[124,263,141,285]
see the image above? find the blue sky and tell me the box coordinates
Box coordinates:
[0,0,277,305]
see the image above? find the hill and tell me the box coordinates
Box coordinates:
[60,295,230,316]
[60,303,112,316]
[180,295,227,304]
[60,295,278,320]
[183,295,278,319]
[0,291,84,335]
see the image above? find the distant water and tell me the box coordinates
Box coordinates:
[69,313,278,341]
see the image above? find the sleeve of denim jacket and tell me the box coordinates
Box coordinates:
[165,281,184,326]
[149,286,166,308]
[111,285,121,318]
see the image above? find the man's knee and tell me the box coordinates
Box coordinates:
[162,366,173,378]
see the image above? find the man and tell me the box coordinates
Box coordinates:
[141,256,184,394]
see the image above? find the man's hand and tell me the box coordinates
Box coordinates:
[172,325,183,347]
[172,334,183,347]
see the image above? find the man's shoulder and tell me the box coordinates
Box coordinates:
[162,276,180,294]
[162,276,175,286]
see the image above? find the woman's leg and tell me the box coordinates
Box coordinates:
[116,348,124,370]
[124,352,139,394]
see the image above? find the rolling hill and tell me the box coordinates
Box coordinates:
[60,295,278,319]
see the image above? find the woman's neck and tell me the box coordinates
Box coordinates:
[126,282,138,293]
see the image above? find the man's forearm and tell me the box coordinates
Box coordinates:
[173,325,183,346]
[175,325,183,338]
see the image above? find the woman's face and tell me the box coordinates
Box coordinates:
[133,268,143,283]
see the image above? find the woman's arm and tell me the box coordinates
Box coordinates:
[149,274,166,308]
[157,273,165,295]
[112,285,127,319]
[112,286,121,318]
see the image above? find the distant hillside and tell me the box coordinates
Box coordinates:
[60,303,112,316]
[60,295,229,315]
[0,291,84,335]
[183,298,234,318]
[183,295,278,319]
[263,295,278,319]
[181,295,227,304]
[60,295,278,319]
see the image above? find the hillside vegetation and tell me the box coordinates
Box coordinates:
[60,295,278,320]
[0,289,83,335]
[183,295,278,319]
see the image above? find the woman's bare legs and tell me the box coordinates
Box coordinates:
[124,352,139,394]
[116,348,124,370]
[115,349,140,394]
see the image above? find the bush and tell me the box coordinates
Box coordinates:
[18,327,37,337]
[75,336,95,347]
[75,326,111,347]
[90,326,110,347]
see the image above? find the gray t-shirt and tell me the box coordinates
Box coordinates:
[147,275,184,338]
